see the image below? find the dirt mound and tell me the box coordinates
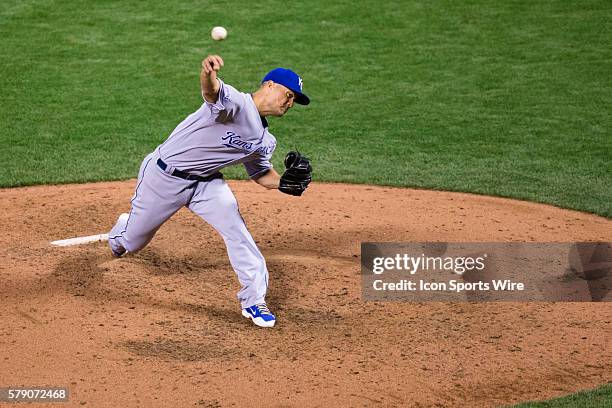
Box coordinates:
[1,180,610,407]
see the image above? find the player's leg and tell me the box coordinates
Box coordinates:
[187,178,270,310]
[109,153,194,255]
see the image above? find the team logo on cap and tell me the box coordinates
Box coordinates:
[298,77,303,91]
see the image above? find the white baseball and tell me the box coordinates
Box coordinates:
[211,26,227,41]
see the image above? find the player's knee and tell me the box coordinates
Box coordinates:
[122,234,153,253]
[123,241,142,253]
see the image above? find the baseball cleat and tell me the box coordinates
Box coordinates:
[111,247,127,258]
[242,303,276,328]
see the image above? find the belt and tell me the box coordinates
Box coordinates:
[157,158,223,182]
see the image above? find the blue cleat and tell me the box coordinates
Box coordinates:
[242,303,276,328]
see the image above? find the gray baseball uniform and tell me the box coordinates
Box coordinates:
[109,79,276,308]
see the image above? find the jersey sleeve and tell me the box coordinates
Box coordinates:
[202,79,245,119]
[243,141,277,179]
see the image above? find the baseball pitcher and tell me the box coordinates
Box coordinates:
[108,55,312,328]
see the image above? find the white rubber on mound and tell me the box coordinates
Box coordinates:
[51,234,109,247]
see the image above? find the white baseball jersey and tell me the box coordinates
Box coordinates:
[157,79,277,178]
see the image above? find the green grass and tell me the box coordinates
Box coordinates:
[0,0,610,216]
[509,383,612,407]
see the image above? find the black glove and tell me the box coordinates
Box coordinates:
[278,151,312,196]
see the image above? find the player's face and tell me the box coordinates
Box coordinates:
[271,84,295,116]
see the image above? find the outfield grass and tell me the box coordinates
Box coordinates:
[0,0,610,216]
[510,383,612,408]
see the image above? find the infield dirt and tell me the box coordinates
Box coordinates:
[1,181,610,407]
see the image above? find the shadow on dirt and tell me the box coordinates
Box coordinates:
[120,338,237,362]
[132,247,228,276]
[51,251,106,296]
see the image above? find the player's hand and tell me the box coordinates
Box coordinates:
[200,55,223,103]
[202,55,224,75]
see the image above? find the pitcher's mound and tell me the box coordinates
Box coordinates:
[1,180,610,407]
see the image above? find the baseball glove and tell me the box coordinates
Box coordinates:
[278,151,312,196]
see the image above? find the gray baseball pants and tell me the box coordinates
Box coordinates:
[109,152,269,308]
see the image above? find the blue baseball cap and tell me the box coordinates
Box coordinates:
[262,68,310,105]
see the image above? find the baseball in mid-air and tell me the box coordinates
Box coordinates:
[211,26,227,41]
